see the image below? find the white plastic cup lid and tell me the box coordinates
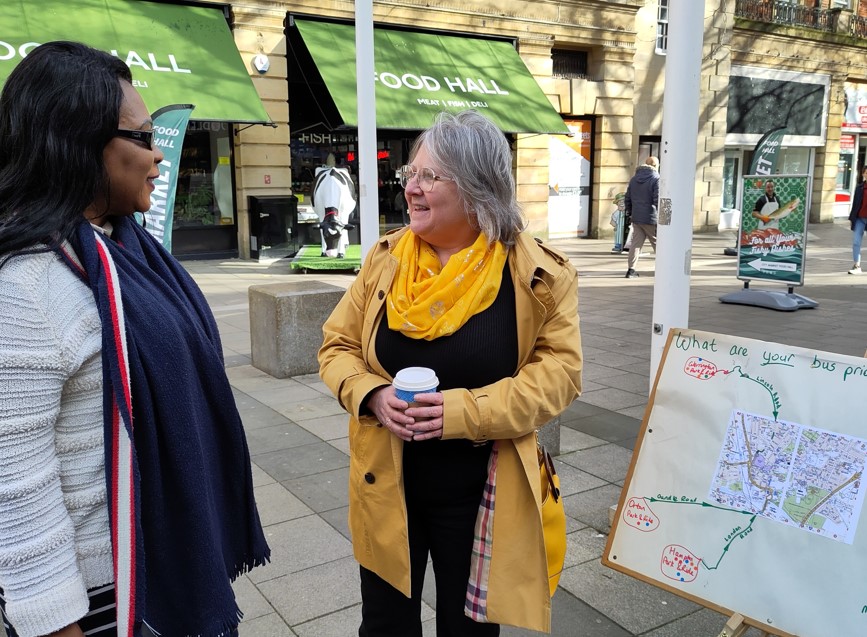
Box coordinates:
[392,366,439,392]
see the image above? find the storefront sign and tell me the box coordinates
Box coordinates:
[0,0,269,123]
[736,175,809,286]
[843,83,867,131]
[144,104,195,252]
[291,19,568,134]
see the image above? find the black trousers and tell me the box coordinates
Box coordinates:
[359,440,499,637]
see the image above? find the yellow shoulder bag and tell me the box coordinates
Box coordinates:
[539,444,567,596]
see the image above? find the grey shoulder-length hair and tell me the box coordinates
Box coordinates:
[410,110,525,246]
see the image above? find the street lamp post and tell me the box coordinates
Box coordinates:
[650,0,706,388]
[355,0,378,258]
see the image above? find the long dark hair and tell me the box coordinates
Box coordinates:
[0,41,132,257]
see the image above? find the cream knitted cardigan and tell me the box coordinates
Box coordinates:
[0,250,113,637]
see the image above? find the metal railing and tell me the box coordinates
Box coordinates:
[735,0,837,33]
[852,14,867,38]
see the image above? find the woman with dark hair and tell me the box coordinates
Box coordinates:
[0,42,269,637]
[319,110,582,635]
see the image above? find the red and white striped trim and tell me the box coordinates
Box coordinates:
[92,234,137,637]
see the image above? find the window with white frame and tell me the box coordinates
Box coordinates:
[655,0,669,55]
[832,0,851,9]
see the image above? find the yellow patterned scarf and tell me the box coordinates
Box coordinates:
[387,230,508,340]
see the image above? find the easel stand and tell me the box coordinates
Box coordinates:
[719,281,818,312]
[716,613,775,637]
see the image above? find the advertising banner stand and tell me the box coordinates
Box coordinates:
[143,104,195,252]
[720,174,817,311]
[723,127,787,257]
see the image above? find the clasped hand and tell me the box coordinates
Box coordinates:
[368,385,444,442]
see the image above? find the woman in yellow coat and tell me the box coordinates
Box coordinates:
[318,110,582,636]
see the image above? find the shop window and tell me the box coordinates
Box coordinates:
[552,50,588,80]
[174,121,234,228]
[656,0,669,55]
[778,147,812,175]
[290,131,416,238]
[742,147,813,176]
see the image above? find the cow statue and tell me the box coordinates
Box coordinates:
[312,166,356,258]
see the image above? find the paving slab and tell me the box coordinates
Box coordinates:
[558,445,634,484]
[253,441,349,482]
[254,482,314,527]
[559,560,701,635]
[281,466,350,513]
[256,556,362,626]
[249,515,354,585]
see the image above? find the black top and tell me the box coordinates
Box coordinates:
[375,262,519,498]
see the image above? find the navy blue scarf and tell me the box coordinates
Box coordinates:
[57,218,269,636]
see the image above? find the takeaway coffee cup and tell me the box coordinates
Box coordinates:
[392,367,439,406]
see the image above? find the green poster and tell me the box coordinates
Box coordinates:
[737,175,809,285]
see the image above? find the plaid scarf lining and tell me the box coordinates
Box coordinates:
[464,441,499,622]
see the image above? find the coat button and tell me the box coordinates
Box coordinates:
[377,290,385,300]
[364,472,376,484]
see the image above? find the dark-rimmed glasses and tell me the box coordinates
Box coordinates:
[115,129,154,151]
[398,165,453,192]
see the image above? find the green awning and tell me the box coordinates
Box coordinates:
[0,0,269,123]
[292,20,568,134]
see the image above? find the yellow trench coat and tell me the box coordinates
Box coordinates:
[318,228,583,632]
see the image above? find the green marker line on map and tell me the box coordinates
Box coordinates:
[647,498,754,515]
[724,365,781,419]
[700,515,758,571]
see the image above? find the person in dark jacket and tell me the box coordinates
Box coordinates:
[624,156,660,278]
[847,166,867,275]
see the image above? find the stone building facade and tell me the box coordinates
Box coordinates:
[634,0,867,231]
[223,0,644,257]
[11,1,865,256]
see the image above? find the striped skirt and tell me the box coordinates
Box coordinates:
[1,584,116,636]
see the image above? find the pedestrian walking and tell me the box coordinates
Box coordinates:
[848,166,867,274]
[624,156,660,278]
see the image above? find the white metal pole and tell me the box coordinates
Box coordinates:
[649,0,705,388]
[355,0,378,258]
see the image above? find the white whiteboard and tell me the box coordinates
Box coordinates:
[604,329,867,637]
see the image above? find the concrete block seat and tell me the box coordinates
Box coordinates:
[249,281,346,378]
